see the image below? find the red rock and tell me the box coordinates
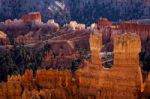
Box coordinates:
[21,12,41,23]
[97,18,112,29]
[15,35,27,44]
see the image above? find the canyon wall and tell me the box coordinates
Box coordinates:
[114,33,141,66]
[96,33,142,99]
[120,22,150,42]
[0,32,149,99]
[0,70,73,99]
[119,21,150,53]
[0,68,101,99]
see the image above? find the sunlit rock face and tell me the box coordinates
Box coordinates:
[89,31,102,65]
[47,19,60,31]
[86,33,143,99]
[93,18,150,53]
[109,33,142,99]
[27,69,74,99]
[64,21,86,30]
[0,31,9,45]
[0,75,22,99]
[75,62,101,98]
[0,31,7,39]
[0,82,22,99]
[21,12,41,23]
[0,70,71,99]
[0,16,150,98]
[35,69,72,89]
[114,33,141,66]
[119,21,150,53]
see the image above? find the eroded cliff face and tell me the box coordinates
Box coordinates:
[120,22,150,42]
[0,80,22,99]
[0,70,71,99]
[119,21,150,53]
[96,33,143,99]
[0,68,100,99]
[0,32,149,99]
[89,31,102,65]
[75,61,102,98]
[94,18,150,53]
[114,33,141,66]
[0,62,145,99]
[0,64,101,99]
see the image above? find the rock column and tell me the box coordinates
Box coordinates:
[89,31,102,65]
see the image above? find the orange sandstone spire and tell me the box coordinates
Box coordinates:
[89,30,102,65]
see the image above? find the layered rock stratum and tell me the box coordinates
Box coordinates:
[0,33,149,99]
[0,12,149,99]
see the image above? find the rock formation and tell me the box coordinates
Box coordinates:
[75,61,101,98]
[0,16,150,99]
[143,73,150,98]
[21,12,41,23]
[0,31,7,39]
[120,21,150,43]
[114,33,141,66]
[64,21,86,30]
[105,33,143,99]
[0,75,22,99]
[97,18,112,29]
[89,30,102,65]
[0,31,9,45]
[0,32,149,98]
[47,19,60,31]
[119,21,150,62]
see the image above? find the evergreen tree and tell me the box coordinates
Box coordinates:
[0,51,19,82]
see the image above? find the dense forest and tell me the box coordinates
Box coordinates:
[0,44,41,82]
[0,0,150,25]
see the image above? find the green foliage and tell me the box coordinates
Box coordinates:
[0,43,53,81]
[0,0,149,25]
[0,51,19,82]
[11,45,32,74]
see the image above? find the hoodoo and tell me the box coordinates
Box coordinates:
[114,33,141,66]
[89,30,102,65]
